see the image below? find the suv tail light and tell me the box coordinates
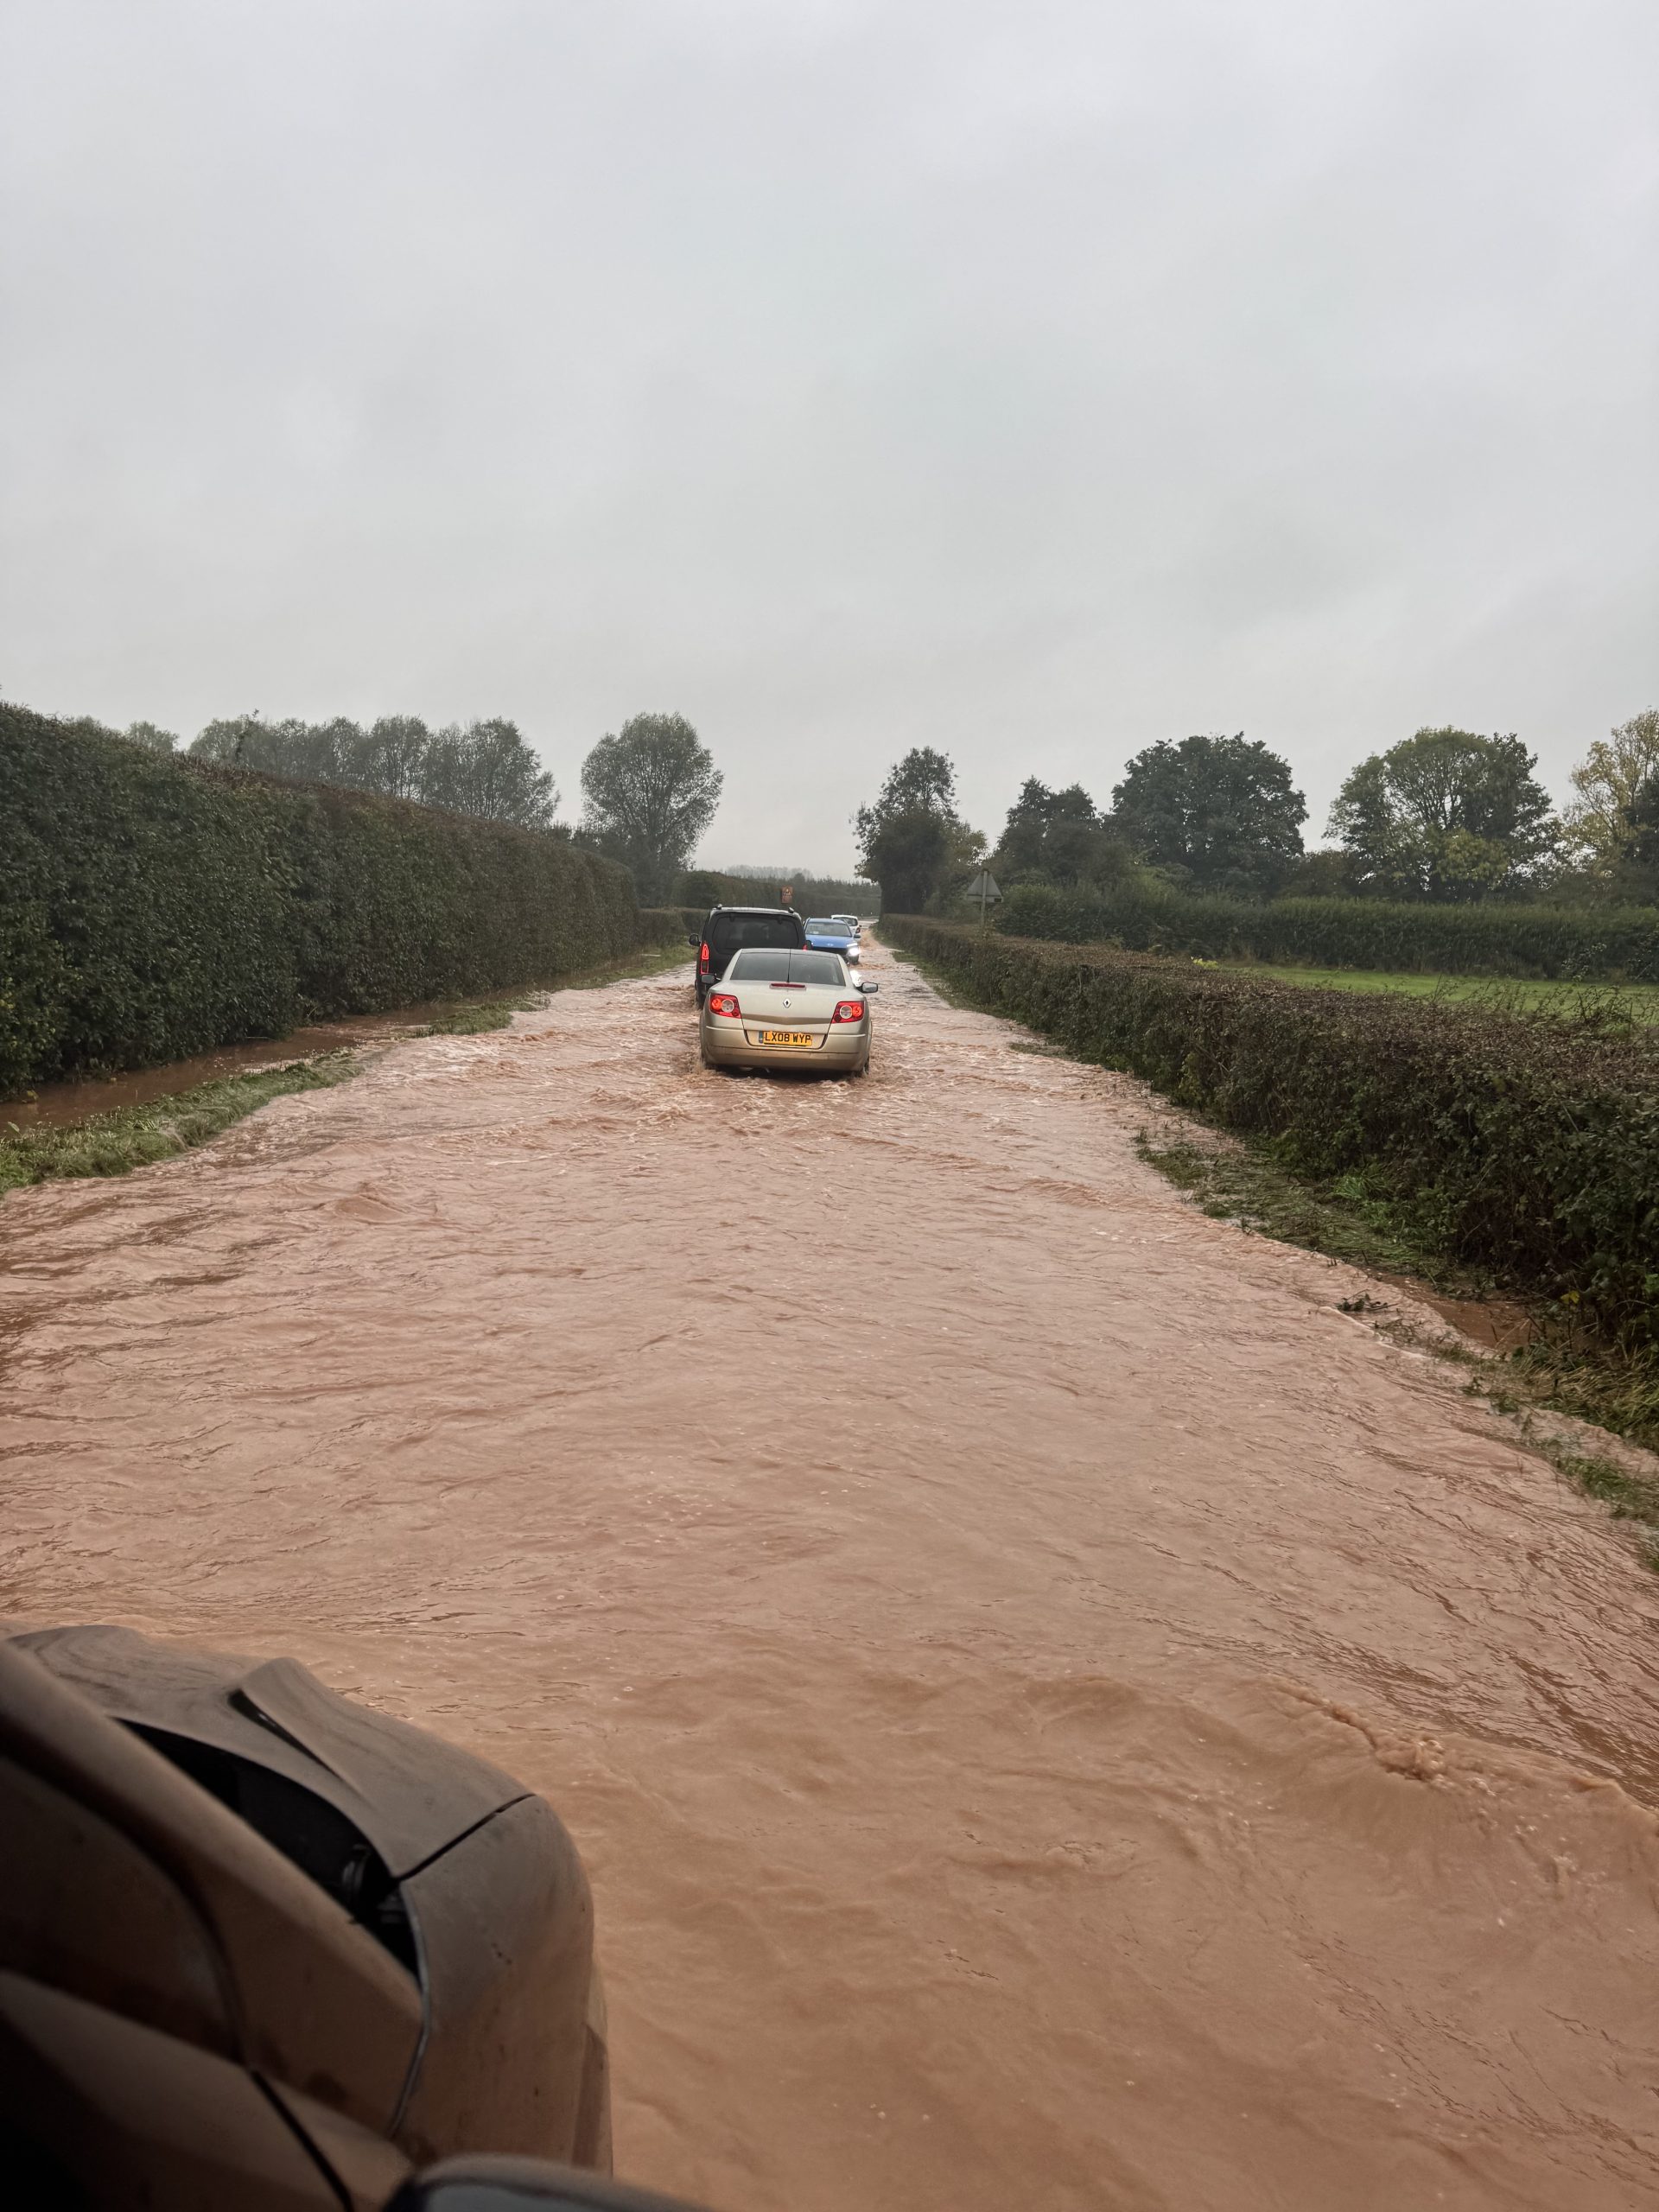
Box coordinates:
[831,1000,865,1024]
[708,992,740,1018]
[699,941,711,970]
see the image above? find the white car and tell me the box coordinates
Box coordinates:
[700,948,877,1076]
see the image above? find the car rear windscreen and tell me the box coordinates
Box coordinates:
[726,950,847,986]
[709,913,803,953]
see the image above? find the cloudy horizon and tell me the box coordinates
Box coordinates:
[3,0,1654,873]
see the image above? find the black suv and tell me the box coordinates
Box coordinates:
[690,905,809,1004]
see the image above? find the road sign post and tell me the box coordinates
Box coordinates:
[964,870,1001,928]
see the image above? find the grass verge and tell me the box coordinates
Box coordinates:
[1133,1125,1659,1533]
[1220,962,1659,1022]
[1541,1448,1659,1560]
[1135,1117,1659,1447]
[419,940,692,1031]
[1131,1130,1476,1289]
[419,994,543,1034]
[2,940,697,1197]
[0,1053,362,1196]
[558,941,694,992]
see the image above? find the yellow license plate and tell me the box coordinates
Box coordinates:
[759,1030,816,1047]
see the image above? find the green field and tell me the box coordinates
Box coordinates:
[1224,963,1659,1021]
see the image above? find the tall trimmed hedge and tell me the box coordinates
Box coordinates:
[998,881,1659,982]
[884,918,1659,1348]
[2,703,645,1092]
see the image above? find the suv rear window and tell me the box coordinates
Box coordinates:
[709,912,804,954]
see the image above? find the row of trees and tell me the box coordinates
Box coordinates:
[188,715,559,829]
[107,708,724,901]
[854,711,1659,912]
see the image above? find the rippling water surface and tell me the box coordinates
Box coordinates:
[3,936,1657,2209]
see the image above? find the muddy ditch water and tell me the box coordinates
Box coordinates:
[3,1007,448,1131]
[3,933,1657,2210]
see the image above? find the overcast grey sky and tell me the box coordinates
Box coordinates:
[3,0,1655,872]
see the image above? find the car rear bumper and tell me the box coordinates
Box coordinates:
[702,1025,868,1071]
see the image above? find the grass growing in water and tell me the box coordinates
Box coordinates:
[0,1054,361,1195]
[1547,1448,1659,1553]
[420,995,541,1035]
[1132,1131,1465,1287]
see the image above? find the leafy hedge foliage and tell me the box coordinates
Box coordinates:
[2,703,645,1092]
[636,908,696,950]
[884,918,1659,1348]
[998,880,1659,982]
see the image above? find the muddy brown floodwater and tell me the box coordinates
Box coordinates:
[4,934,1659,2210]
[4,1004,456,1131]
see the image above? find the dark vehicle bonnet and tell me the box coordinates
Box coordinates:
[12,1624,526,1881]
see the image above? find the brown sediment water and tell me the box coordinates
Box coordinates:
[3,1008,443,1131]
[1368,1274,1538,1354]
[3,933,1658,2210]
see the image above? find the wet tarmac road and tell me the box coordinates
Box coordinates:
[4,934,1659,2210]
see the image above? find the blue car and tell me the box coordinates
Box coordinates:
[803,916,860,963]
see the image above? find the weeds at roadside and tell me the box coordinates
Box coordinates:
[1541,1444,1659,1547]
[1471,1404,1659,1565]
[1131,1131,1476,1290]
[1503,1339,1659,1459]
[0,1053,362,1196]
[882,943,983,1014]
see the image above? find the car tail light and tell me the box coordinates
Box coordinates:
[708,992,740,1018]
[699,941,711,969]
[832,1000,865,1023]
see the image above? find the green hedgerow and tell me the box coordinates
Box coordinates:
[997,880,1659,982]
[1,703,647,1092]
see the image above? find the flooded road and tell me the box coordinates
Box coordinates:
[4,933,1659,2210]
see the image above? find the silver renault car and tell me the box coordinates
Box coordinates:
[699,947,877,1075]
